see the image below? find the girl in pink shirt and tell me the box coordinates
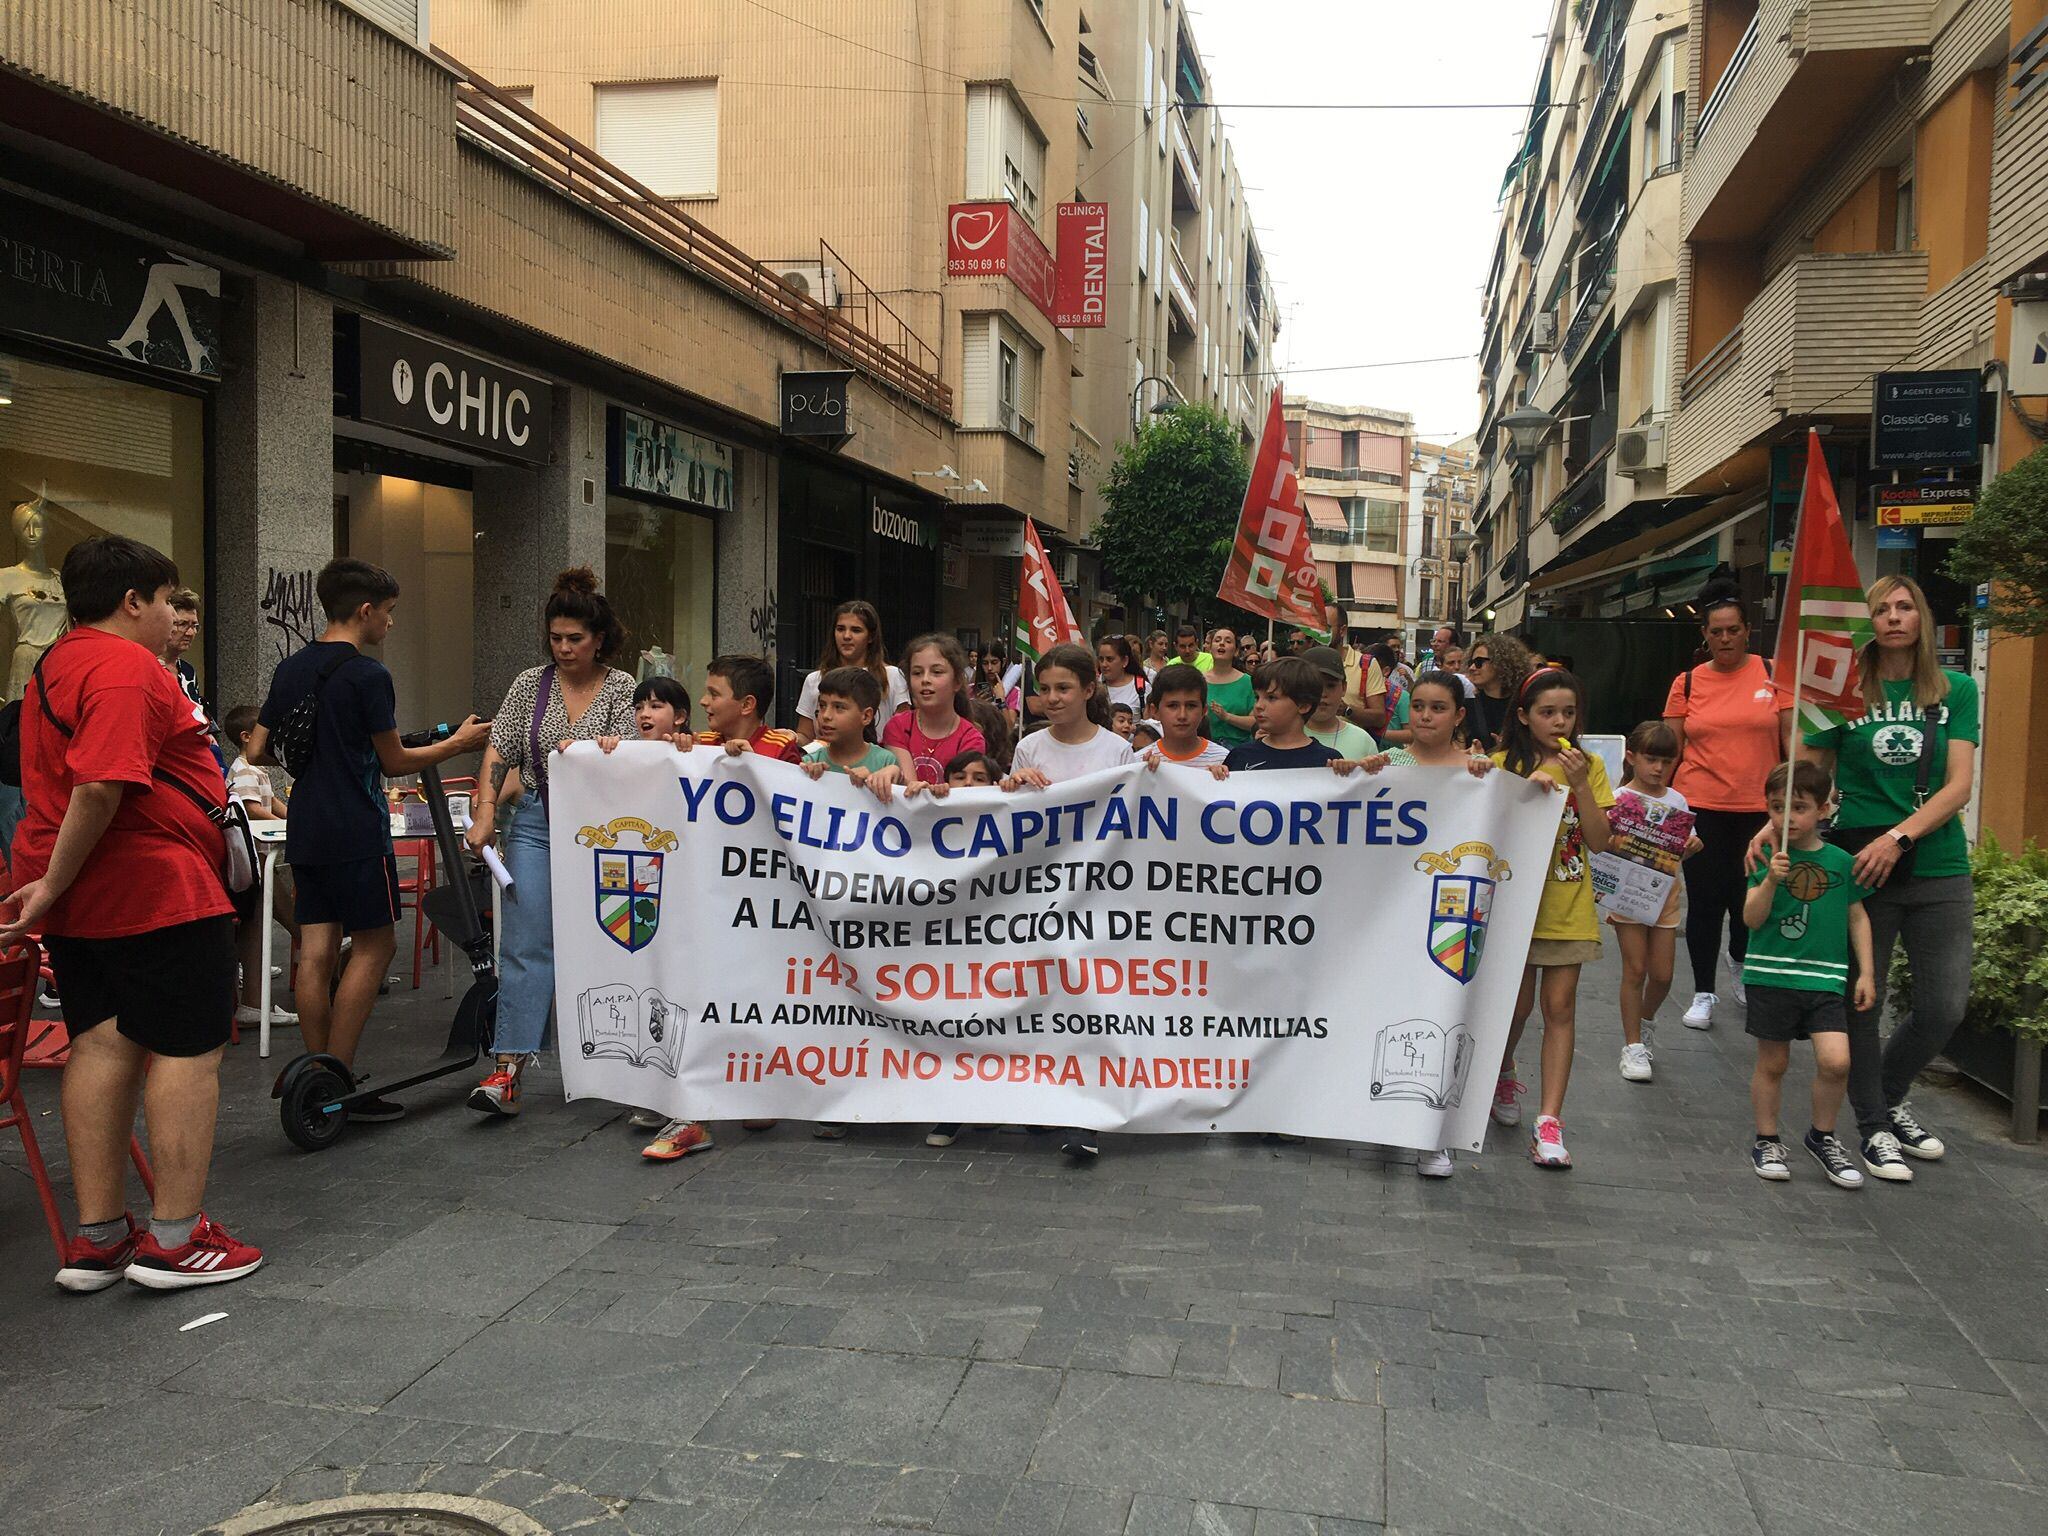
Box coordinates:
[883,633,986,784]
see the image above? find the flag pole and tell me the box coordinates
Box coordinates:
[1782,629,1802,855]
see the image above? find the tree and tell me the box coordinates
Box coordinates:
[1093,404,1250,615]
[1947,441,2048,637]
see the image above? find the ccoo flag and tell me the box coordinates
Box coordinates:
[1218,389,1329,629]
[1773,429,1871,734]
[1016,517,1084,665]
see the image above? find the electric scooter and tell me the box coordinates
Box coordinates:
[274,726,498,1151]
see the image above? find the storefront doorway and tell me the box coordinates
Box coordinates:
[605,407,724,697]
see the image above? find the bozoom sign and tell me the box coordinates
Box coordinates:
[351,317,552,464]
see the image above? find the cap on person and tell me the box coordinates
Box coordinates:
[1300,645,1346,683]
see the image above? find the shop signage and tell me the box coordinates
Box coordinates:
[354,317,551,463]
[1871,371,1980,468]
[946,203,1056,320]
[1874,484,1976,527]
[0,190,220,379]
[612,408,734,511]
[1053,202,1109,329]
[942,541,968,590]
[955,517,1025,557]
[782,369,853,438]
[871,501,937,550]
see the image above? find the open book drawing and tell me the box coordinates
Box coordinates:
[576,984,684,1077]
[1369,1018,1473,1109]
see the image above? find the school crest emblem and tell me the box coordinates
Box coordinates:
[1414,841,1513,985]
[576,817,680,953]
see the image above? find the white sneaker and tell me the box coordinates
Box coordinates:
[1619,1043,1653,1083]
[1490,1073,1525,1126]
[1530,1115,1572,1169]
[234,1003,298,1027]
[1860,1131,1915,1182]
[1416,1148,1454,1179]
[1682,992,1716,1029]
[627,1109,668,1130]
[1724,958,1746,1006]
[1888,1102,1946,1160]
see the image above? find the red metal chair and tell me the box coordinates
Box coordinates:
[394,836,438,989]
[2,937,155,1262]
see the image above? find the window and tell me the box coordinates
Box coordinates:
[1344,498,1400,553]
[1143,42,1156,119]
[1643,46,1684,178]
[595,80,718,198]
[1138,201,1150,275]
[1154,228,1165,298]
[962,315,1040,445]
[966,85,1046,225]
[1422,512,1438,554]
[507,87,535,111]
[1893,158,1916,251]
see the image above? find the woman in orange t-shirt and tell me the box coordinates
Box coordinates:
[1661,579,1791,1030]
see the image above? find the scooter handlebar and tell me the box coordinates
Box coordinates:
[399,724,454,749]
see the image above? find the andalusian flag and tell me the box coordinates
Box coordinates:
[1015,517,1084,665]
[1772,429,1871,734]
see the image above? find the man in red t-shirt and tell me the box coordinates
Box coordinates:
[2,536,262,1293]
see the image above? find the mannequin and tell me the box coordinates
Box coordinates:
[0,499,68,702]
[637,644,675,681]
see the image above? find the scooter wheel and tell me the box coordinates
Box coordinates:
[281,1063,351,1151]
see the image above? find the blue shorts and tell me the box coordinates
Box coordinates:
[293,853,401,934]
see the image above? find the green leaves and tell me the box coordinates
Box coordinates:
[1947,444,2048,638]
[1887,835,2048,1043]
[1094,404,1251,611]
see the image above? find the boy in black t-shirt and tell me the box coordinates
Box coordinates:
[1215,657,1345,774]
[249,560,489,1113]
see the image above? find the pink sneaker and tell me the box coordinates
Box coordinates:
[1491,1073,1525,1127]
[1531,1115,1572,1169]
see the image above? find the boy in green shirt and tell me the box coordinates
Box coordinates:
[799,666,911,798]
[1300,646,1378,758]
[1742,760,1875,1189]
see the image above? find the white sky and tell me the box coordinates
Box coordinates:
[1193,0,1553,442]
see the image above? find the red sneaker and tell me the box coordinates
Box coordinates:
[642,1120,713,1161]
[468,1057,526,1116]
[126,1214,264,1289]
[54,1213,140,1293]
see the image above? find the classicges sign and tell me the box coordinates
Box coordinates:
[1872,371,1979,468]
[350,317,553,464]
[0,190,221,378]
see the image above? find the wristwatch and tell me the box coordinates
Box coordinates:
[1889,830,1914,852]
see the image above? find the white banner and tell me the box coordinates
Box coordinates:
[548,747,1563,1151]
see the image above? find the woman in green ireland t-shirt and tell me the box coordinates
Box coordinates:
[1800,575,1977,1183]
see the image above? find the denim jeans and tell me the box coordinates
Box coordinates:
[1846,872,1974,1139]
[496,799,556,1056]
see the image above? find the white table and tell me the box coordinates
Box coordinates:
[254,823,289,1059]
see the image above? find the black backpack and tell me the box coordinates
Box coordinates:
[272,648,353,776]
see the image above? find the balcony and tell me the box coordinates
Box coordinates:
[1167,239,1198,328]
[1686,0,1935,242]
[1613,163,1681,320]
[1561,231,1618,366]
[1668,247,1928,491]
[1171,107,1202,210]
[1567,41,1627,201]
[1301,464,1405,488]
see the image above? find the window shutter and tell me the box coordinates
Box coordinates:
[965,87,994,198]
[1138,201,1150,273]
[596,80,718,197]
[960,316,994,429]
[1153,230,1164,297]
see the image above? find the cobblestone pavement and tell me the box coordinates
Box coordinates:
[4,948,2046,1536]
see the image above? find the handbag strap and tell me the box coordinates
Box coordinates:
[528,664,556,811]
[33,647,228,828]
[1912,702,1947,808]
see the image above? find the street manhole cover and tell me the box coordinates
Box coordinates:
[199,1494,549,1536]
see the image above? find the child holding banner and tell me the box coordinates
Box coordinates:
[884,634,985,785]
[1001,643,1133,1158]
[799,667,913,800]
[1141,663,1228,769]
[1600,722,1702,1085]
[1491,669,1614,1169]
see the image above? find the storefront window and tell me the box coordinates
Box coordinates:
[606,497,715,694]
[0,349,205,701]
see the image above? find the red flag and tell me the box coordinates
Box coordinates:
[1218,389,1327,629]
[1016,518,1084,664]
[1773,429,1872,734]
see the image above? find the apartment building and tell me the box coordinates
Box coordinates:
[1409,438,1479,644]
[1280,400,1414,638]
[0,0,980,734]
[1468,0,1694,637]
[1664,0,2048,845]
[435,0,1281,657]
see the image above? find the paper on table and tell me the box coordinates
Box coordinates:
[481,843,514,889]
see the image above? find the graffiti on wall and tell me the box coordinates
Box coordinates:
[747,590,778,657]
[261,567,319,660]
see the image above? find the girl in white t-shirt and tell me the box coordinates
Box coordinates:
[1608,720,1704,1086]
[1095,634,1146,715]
[1004,642,1135,789]
[795,599,908,744]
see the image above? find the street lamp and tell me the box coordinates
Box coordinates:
[1131,374,1182,435]
[1499,404,1554,465]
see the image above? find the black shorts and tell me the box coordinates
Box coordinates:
[294,853,401,935]
[45,915,237,1058]
[1745,983,1848,1042]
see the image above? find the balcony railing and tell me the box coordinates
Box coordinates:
[1543,444,1613,539]
[2015,14,2048,108]
[1301,464,1405,487]
[1568,42,1627,198]
[1167,240,1198,324]
[1172,106,1202,180]
[1696,8,1760,142]
[1562,234,1618,364]
[438,52,951,414]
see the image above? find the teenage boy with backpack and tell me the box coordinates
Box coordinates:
[2,536,262,1290]
[247,559,489,1117]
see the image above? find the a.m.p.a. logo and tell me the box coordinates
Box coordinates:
[1413,841,1513,984]
[576,817,679,953]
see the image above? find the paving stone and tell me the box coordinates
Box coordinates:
[319,1208,616,1316]
[1731,1451,2044,1536]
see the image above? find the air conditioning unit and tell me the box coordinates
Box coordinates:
[1531,312,1560,352]
[768,261,839,307]
[1054,551,1082,586]
[1615,423,1668,477]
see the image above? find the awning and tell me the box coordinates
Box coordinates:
[1316,559,1342,594]
[1353,562,1399,604]
[1499,68,1552,195]
[1531,488,1765,595]
[1305,493,1347,531]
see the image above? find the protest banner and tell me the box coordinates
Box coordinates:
[1592,794,1696,925]
[550,749,1562,1151]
